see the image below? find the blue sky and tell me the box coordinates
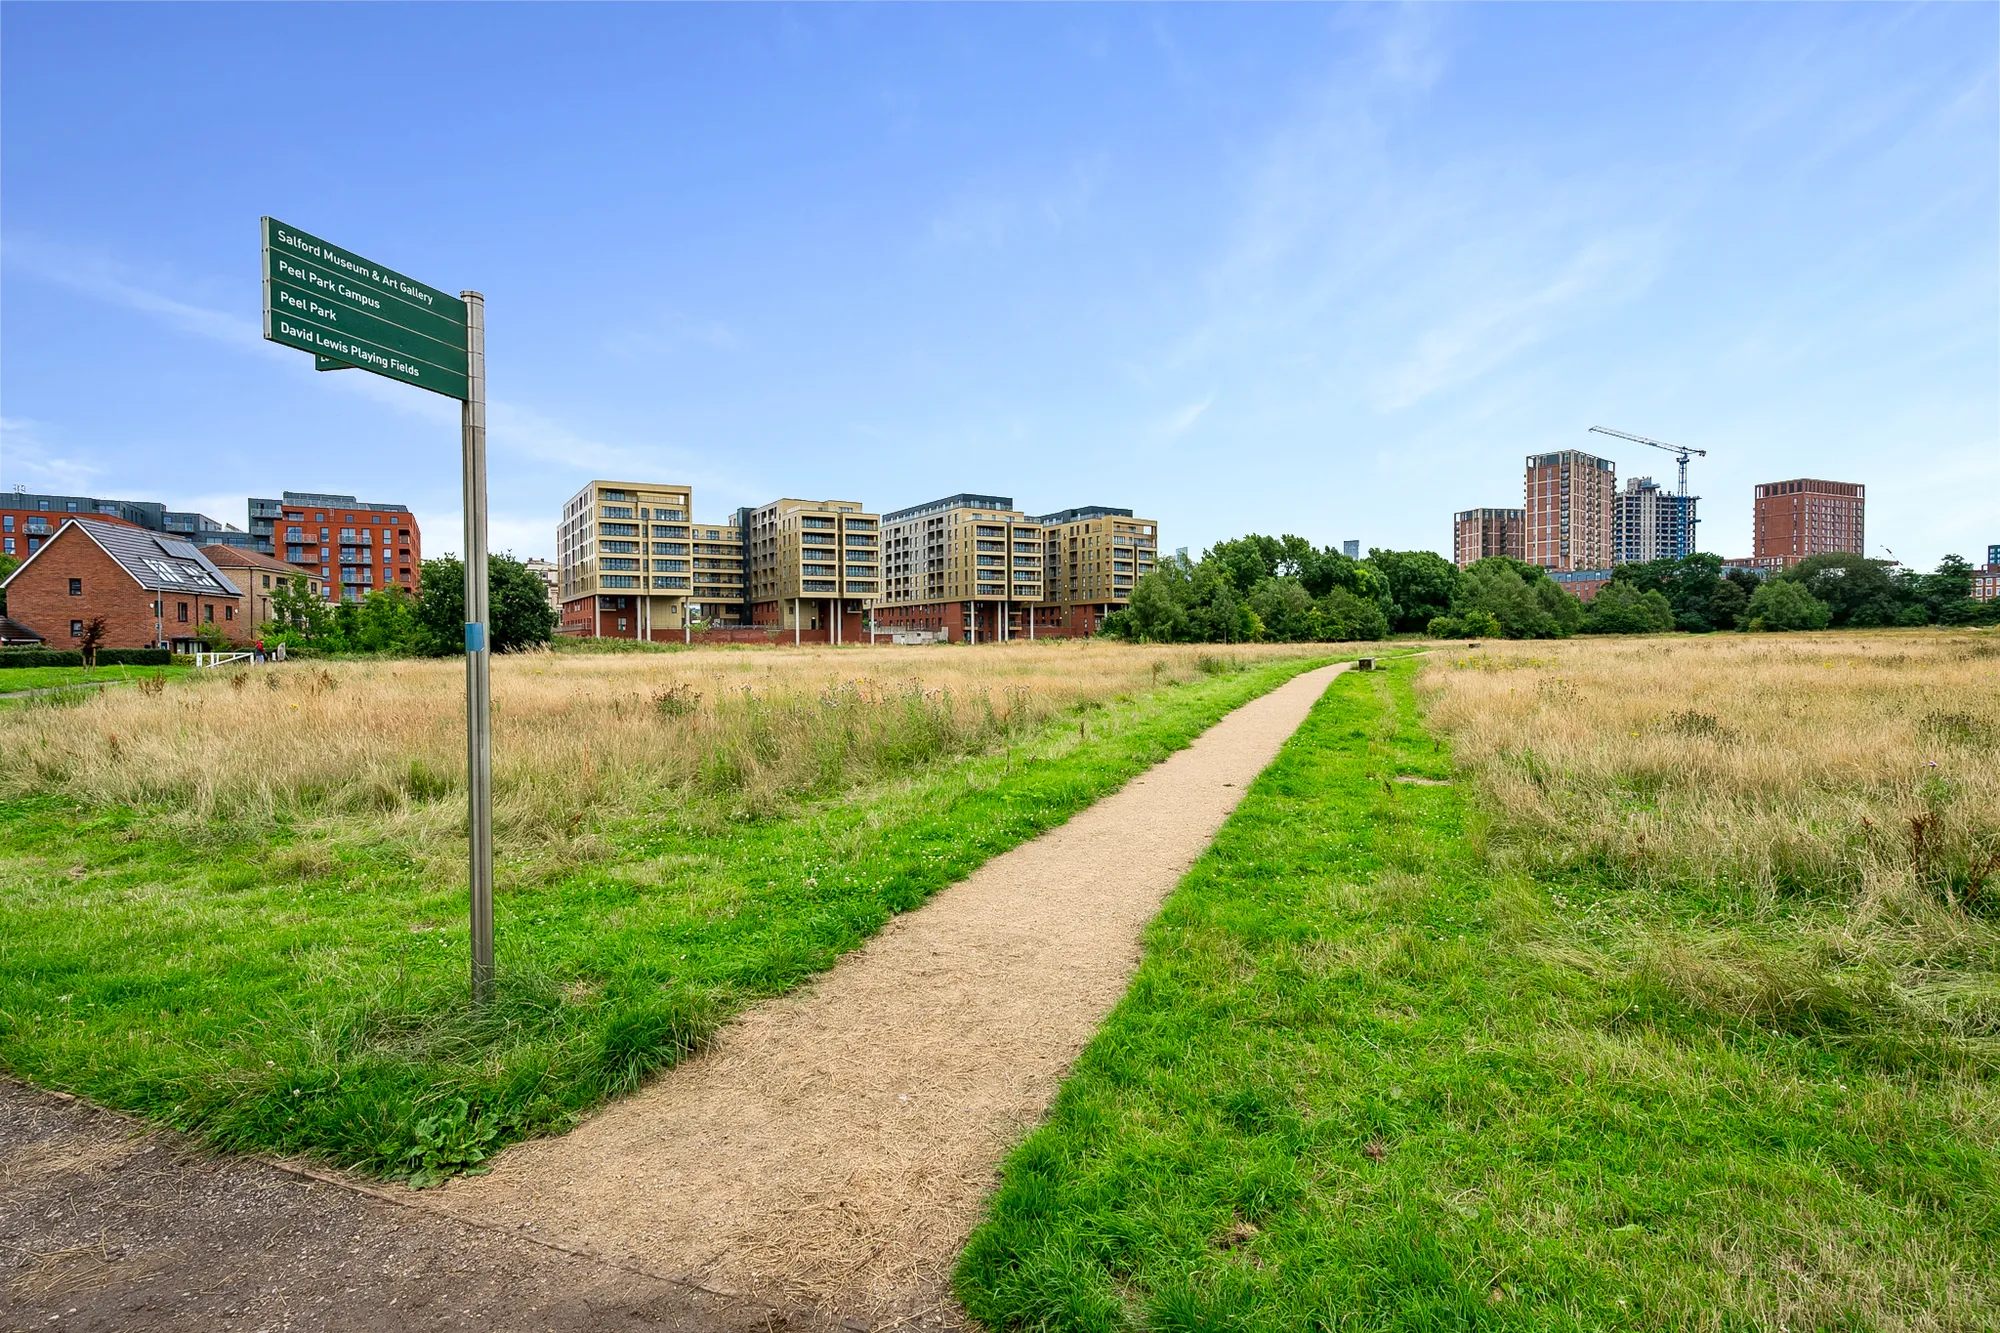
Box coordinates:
[4,3,1994,568]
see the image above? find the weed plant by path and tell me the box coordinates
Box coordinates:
[0,654,1336,1182]
[956,659,1998,1331]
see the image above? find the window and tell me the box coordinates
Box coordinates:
[69,578,83,596]
[205,604,215,622]
[262,574,272,589]
[1,538,11,555]
[177,602,189,622]
[225,605,235,620]
[71,620,83,638]
[1,516,10,531]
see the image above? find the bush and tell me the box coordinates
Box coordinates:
[1581,581,1676,635]
[1747,579,1833,632]
[95,649,172,667]
[0,650,84,669]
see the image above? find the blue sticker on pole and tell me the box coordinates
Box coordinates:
[464,622,486,652]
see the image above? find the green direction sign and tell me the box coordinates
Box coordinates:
[266,308,470,400]
[260,217,468,400]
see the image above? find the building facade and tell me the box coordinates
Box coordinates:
[1,518,244,651]
[247,492,420,601]
[2,490,247,561]
[522,557,560,611]
[1525,450,1616,571]
[200,546,324,629]
[690,514,747,625]
[1612,476,1698,566]
[1752,479,1864,563]
[875,495,1048,642]
[556,480,699,639]
[1452,508,1525,568]
[746,498,880,642]
[1033,505,1157,638]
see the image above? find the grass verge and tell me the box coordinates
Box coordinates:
[956,658,1998,1331]
[0,664,191,696]
[0,654,1337,1184]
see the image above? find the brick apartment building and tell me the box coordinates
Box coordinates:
[1974,543,2000,603]
[0,518,244,651]
[1753,479,1864,564]
[201,546,324,628]
[2,490,247,562]
[1525,450,1616,571]
[1452,507,1524,568]
[247,491,420,601]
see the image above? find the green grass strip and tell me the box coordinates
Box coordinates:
[0,654,1338,1183]
[955,660,1997,1331]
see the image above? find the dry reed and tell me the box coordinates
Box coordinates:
[3,642,1327,863]
[1419,630,2000,1044]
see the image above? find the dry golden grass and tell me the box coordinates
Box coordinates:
[1419,629,2000,1047]
[1,641,1332,861]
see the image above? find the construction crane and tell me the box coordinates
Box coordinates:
[1588,425,1705,496]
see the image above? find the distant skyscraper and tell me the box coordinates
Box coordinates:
[1525,450,1616,571]
[1341,539,1359,559]
[1753,479,1864,563]
[1452,508,1525,568]
[1612,476,1698,565]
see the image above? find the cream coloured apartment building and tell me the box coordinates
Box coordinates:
[1034,505,1158,637]
[556,480,701,640]
[746,498,880,642]
[876,494,1046,641]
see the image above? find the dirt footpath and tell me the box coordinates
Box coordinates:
[0,1080,809,1333]
[412,662,1349,1327]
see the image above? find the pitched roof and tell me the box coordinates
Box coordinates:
[199,544,317,578]
[0,517,244,597]
[0,614,45,644]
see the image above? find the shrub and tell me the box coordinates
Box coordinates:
[0,650,84,669]
[1747,579,1833,631]
[95,648,172,667]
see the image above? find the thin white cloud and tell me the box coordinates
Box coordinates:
[1164,392,1215,436]
[0,416,103,492]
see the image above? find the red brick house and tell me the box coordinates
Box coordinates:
[0,517,245,652]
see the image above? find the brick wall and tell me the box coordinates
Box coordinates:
[4,525,243,649]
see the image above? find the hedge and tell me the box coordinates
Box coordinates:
[0,648,172,669]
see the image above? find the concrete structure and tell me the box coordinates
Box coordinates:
[557,480,698,640]
[876,495,1046,642]
[1752,479,1864,563]
[248,492,420,602]
[2,490,246,561]
[1525,450,1616,571]
[1453,508,1525,568]
[1031,505,1157,638]
[1612,476,1697,566]
[523,557,560,611]
[0,518,243,652]
[747,498,880,643]
[200,546,324,630]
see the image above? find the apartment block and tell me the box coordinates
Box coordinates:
[1612,476,1698,565]
[746,499,880,642]
[248,492,420,601]
[689,513,748,625]
[2,490,247,562]
[1452,507,1524,568]
[1525,450,1616,571]
[1753,479,1864,563]
[1033,505,1158,637]
[876,494,1046,642]
[556,480,699,639]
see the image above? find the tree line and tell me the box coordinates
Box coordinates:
[1102,537,1998,643]
[259,554,557,656]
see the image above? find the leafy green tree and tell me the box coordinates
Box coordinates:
[0,552,17,614]
[1318,587,1390,641]
[1433,557,1581,639]
[414,554,559,655]
[357,585,422,653]
[1247,578,1318,642]
[1781,553,1910,628]
[1746,578,1832,631]
[1364,548,1461,632]
[1708,575,1750,631]
[263,574,333,648]
[1581,580,1675,634]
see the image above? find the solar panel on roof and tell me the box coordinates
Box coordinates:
[156,539,205,560]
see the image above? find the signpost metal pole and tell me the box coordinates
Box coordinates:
[460,291,494,1004]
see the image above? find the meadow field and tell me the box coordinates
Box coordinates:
[961,631,2000,1331]
[0,640,1352,1179]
